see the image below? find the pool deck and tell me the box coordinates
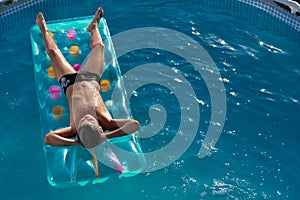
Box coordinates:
[1,0,299,16]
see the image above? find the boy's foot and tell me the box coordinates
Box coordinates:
[88,7,104,31]
[36,12,48,34]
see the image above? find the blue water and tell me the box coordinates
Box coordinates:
[0,0,299,199]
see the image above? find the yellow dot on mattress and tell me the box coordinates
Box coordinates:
[52,106,64,120]
[69,46,80,57]
[70,46,79,51]
[47,66,56,78]
[100,80,110,92]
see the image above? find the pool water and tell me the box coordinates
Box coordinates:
[0,0,299,199]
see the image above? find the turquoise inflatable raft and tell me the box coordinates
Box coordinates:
[30,16,146,187]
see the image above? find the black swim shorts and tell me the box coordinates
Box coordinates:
[59,71,100,94]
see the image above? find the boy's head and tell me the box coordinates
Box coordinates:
[77,114,103,148]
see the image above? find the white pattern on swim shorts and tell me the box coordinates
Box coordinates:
[60,77,70,88]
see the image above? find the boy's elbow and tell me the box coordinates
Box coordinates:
[44,133,52,145]
[133,120,140,131]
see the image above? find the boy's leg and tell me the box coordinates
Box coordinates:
[80,8,105,76]
[36,13,75,81]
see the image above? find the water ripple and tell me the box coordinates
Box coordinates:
[259,41,286,54]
